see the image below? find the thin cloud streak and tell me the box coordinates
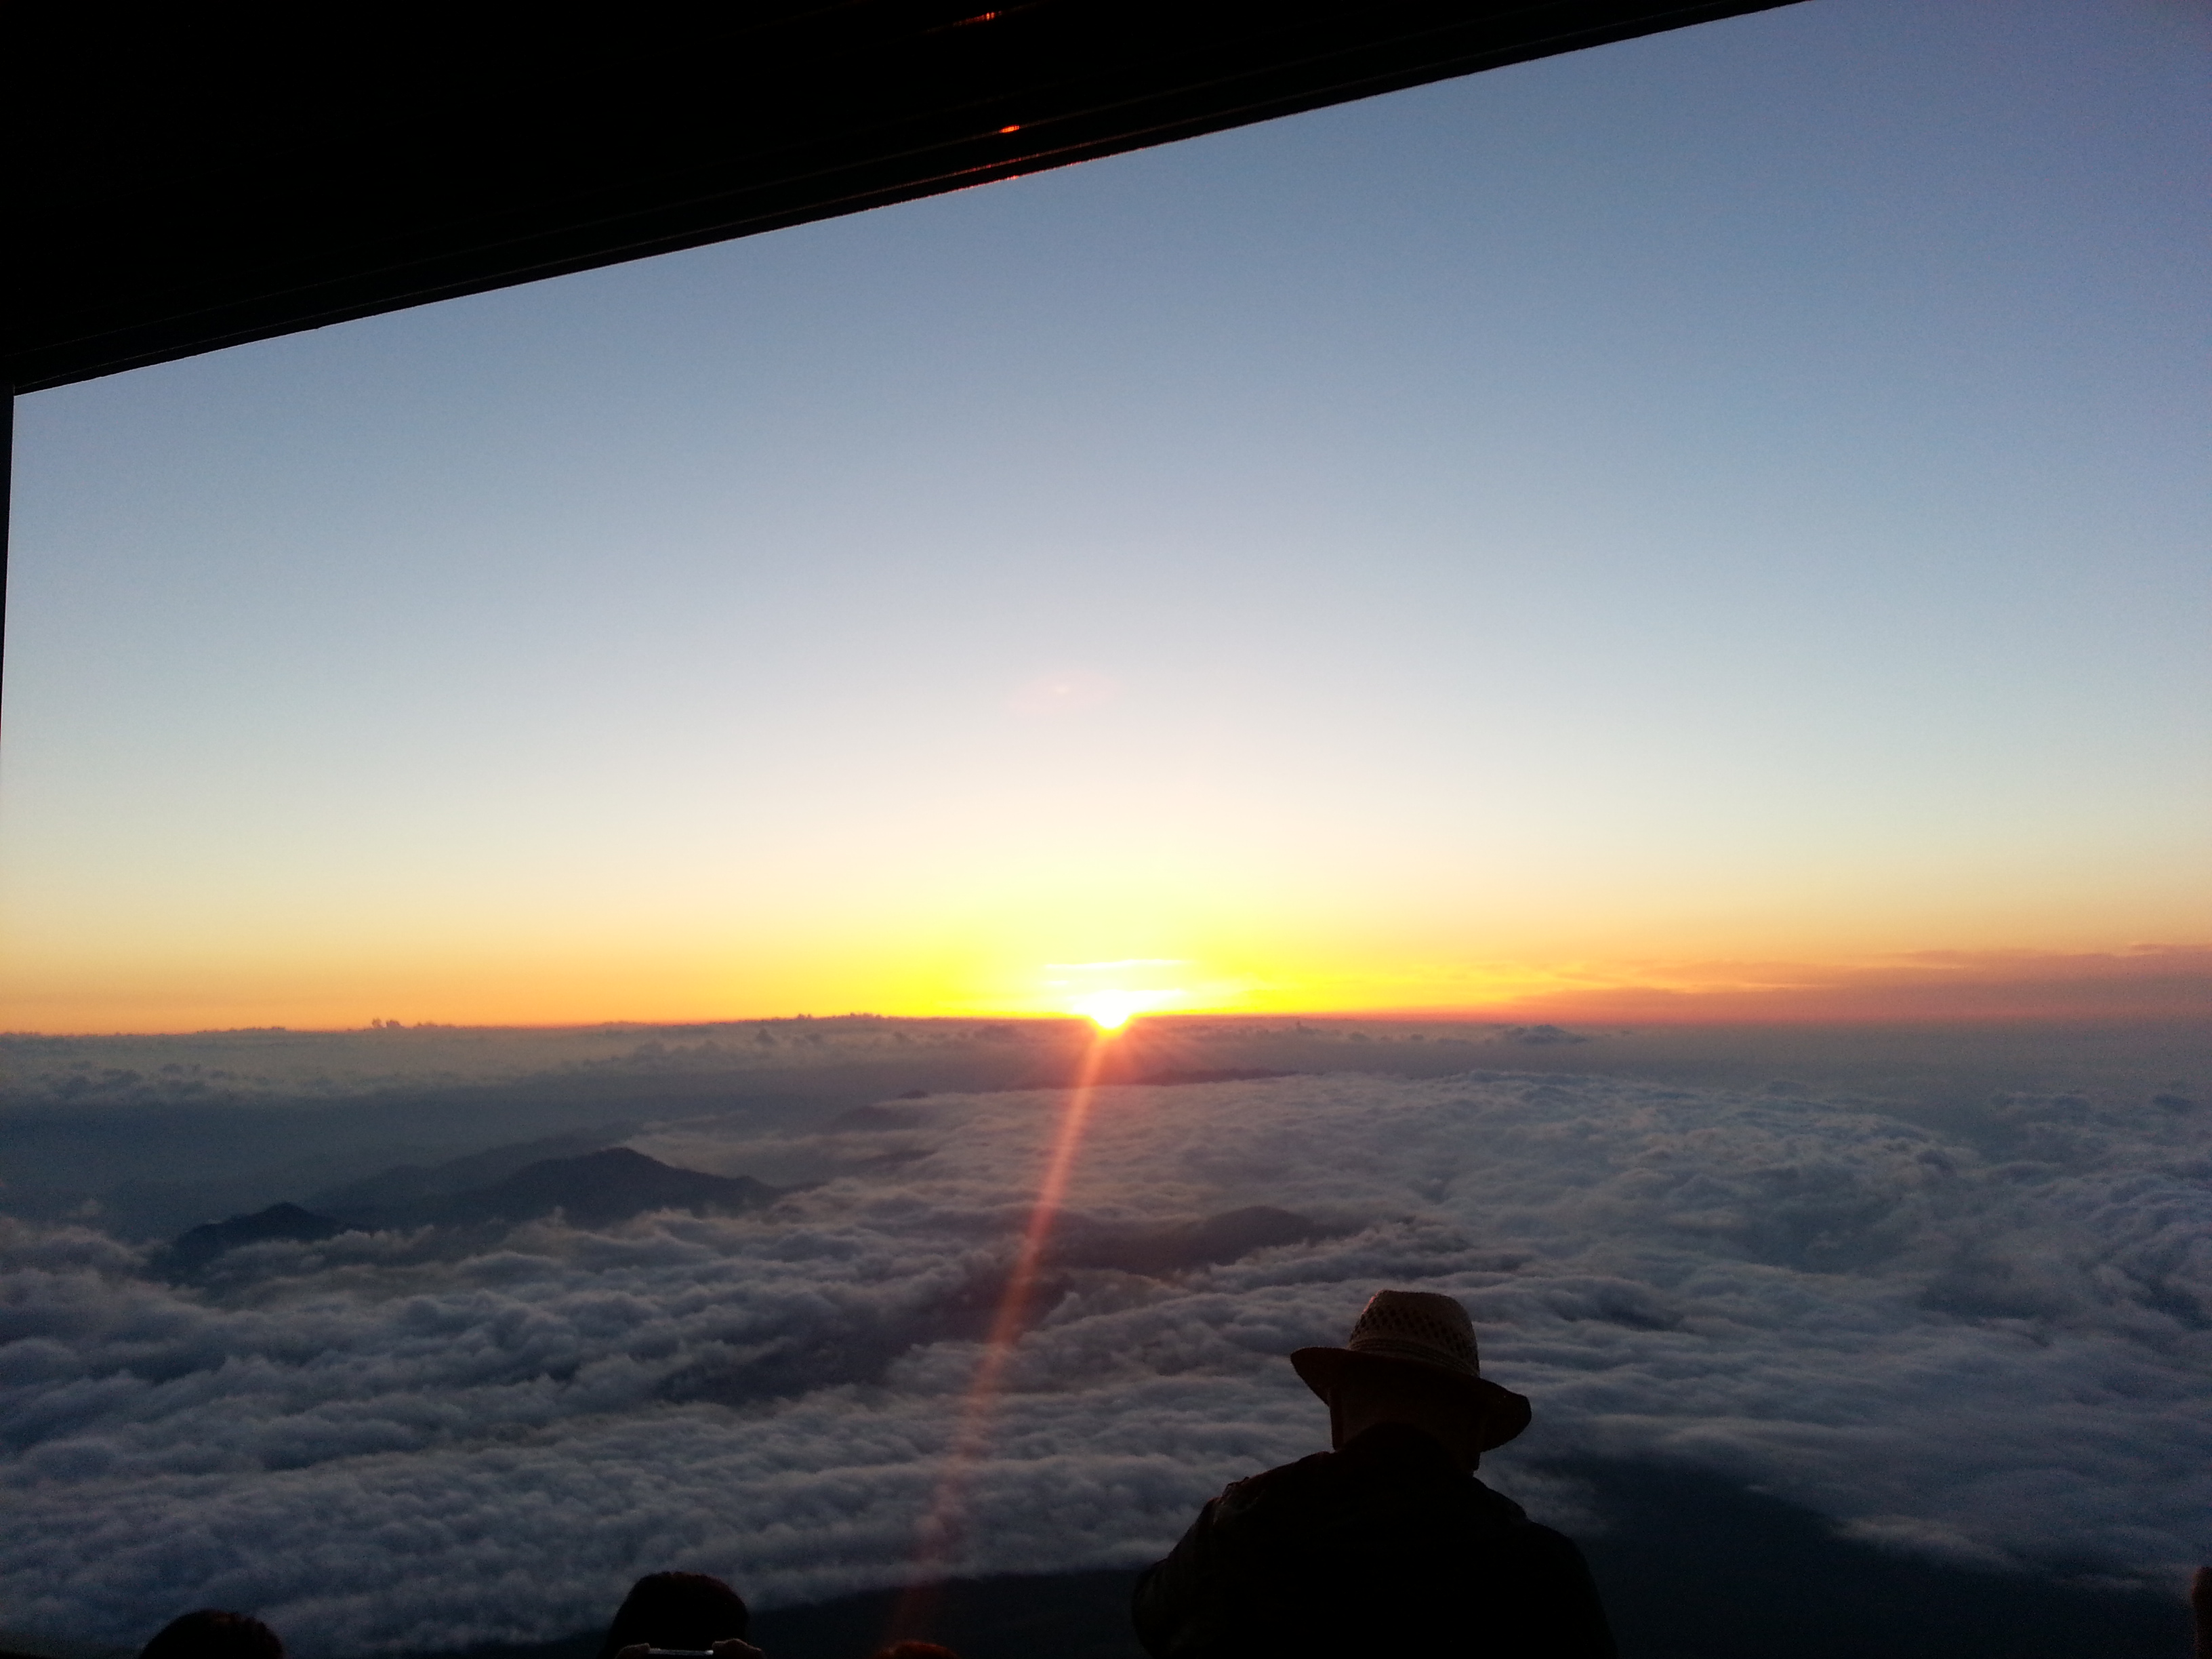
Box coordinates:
[1305,945,2212,1025]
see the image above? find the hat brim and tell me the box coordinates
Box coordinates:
[1291,1347,1532,1452]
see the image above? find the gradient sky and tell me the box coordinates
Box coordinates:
[4,0,2206,1032]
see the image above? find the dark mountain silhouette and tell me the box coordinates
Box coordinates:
[1053,1206,1340,1275]
[307,1126,635,1215]
[394,1147,779,1229]
[1496,1023,1588,1046]
[163,1202,342,1275]
[163,1149,783,1272]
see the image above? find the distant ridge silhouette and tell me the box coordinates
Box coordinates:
[1051,1206,1341,1275]
[306,1126,636,1215]
[162,1148,783,1273]
[165,1201,342,1274]
[398,1146,779,1229]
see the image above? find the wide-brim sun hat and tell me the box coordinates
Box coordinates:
[1291,1288,1532,1453]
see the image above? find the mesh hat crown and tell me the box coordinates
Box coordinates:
[1290,1288,1532,1452]
[1344,1289,1483,1373]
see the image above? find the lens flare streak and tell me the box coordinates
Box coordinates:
[887,1029,1114,1638]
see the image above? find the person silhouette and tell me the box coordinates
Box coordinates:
[600,1572,762,1659]
[1132,1290,1614,1657]
[138,1612,285,1659]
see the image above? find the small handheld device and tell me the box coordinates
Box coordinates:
[644,1649,716,1656]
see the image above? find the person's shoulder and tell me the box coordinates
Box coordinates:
[1214,1450,1339,1512]
[1229,1449,1336,1492]
[1498,1512,1602,1578]
[1217,1435,1473,1520]
[1467,1479,1582,1553]
[1515,1517,1584,1549]
[1469,1475,1532,1525]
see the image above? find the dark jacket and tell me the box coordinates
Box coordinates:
[1132,1423,1616,1658]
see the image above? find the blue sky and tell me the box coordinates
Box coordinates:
[4,0,2206,1029]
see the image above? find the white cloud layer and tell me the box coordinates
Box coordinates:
[3,1072,2207,1655]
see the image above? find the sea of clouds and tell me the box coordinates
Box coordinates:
[3,1070,2207,1655]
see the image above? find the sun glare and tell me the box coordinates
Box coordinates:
[1072,989,1149,1031]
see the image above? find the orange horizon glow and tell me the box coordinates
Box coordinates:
[3,942,2205,1036]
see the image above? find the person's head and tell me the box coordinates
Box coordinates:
[138,1612,284,1659]
[1290,1289,1532,1473]
[1325,1353,1496,1469]
[597,1573,750,1659]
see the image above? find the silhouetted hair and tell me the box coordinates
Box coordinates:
[596,1573,750,1659]
[138,1612,284,1659]
[870,1645,961,1659]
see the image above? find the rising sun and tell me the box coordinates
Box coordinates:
[1071,989,1147,1031]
